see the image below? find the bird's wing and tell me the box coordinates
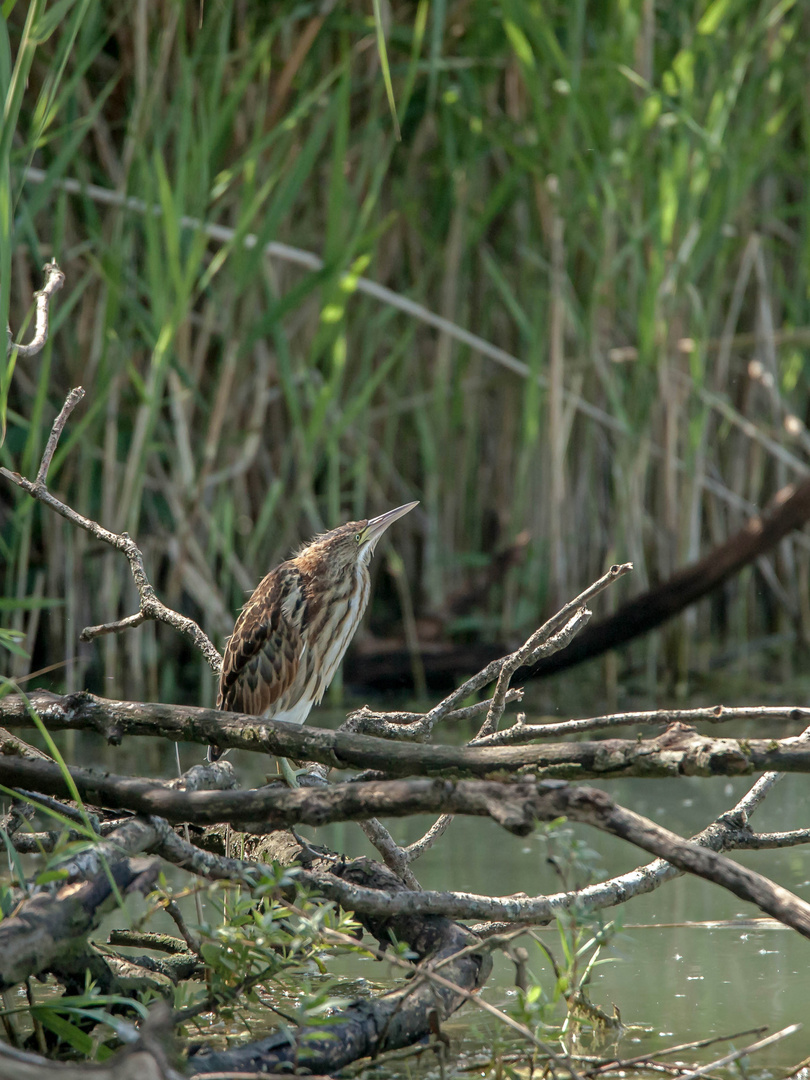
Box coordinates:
[217,565,305,715]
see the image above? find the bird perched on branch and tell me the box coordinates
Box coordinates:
[209,502,418,776]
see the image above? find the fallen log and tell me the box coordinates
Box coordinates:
[526,475,810,679]
[0,857,160,991]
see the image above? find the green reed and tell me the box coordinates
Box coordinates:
[2,1,808,705]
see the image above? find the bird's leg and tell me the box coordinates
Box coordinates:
[274,758,329,788]
[279,756,301,788]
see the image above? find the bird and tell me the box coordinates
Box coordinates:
[209,501,418,775]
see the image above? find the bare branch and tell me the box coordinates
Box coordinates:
[358,818,421,889]
[8,691,810,780]
[164,898,202,957]
[35,385,84,485]
[474,605,592,741]
[7,261,65,360]
[405,814,454,862]
[727,828,810,849]
[417,562,632,739]
[144,791,795,928]
[675,1024,801,1080]
[343,689,525,740]
[473,703,810,746]
[1,388,222,672]
[4,750,810,935]
[80,612,148,639]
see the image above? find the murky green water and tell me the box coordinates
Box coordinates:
[304,772,810,1074]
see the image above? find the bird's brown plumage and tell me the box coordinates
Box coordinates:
[209,503,417,761]
[217,563,305,716]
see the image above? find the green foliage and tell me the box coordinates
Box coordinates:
[506,824,620,1049]
[196,873,363,998]
[0,627,26,657]
[0,973,149,1061]
[163,873,369,1056]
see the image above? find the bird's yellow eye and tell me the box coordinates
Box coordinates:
[355,532,362,543]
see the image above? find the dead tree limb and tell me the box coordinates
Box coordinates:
[0,857,160,991]
[4,751,810,937]
[4,693,810,778]
[525,476,810,680]
[146,765,794,924]
[0,387,222,671]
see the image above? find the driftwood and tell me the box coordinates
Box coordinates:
[4,751,810,937]
[3,367,810,1077]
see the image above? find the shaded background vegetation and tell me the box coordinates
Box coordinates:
[3,0,810,710]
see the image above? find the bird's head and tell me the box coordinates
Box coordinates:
[295,502,418,581]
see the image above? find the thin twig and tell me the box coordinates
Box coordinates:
[164,898,202,957]
[418,562,632,738]
[590,1027,768,1073]
[9,690,810,778]
[405,814,454,862]
[343,689,525,739]
[35,385,84,486]
[471,704,810,747]
[1,387,222,673]
[674,1024,801,1080]
[7,261,65,359]
[475,606,592,741]
[80,612,148,638]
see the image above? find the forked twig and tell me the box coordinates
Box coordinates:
[419,562,632,739]
[358,818,421,889]
[475,604,593,741]
[373,569,627,871]
[1,387,222,673]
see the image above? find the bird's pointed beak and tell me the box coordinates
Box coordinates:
[361,501,418,550]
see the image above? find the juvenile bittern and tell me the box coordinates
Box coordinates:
[209,502,418,771]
